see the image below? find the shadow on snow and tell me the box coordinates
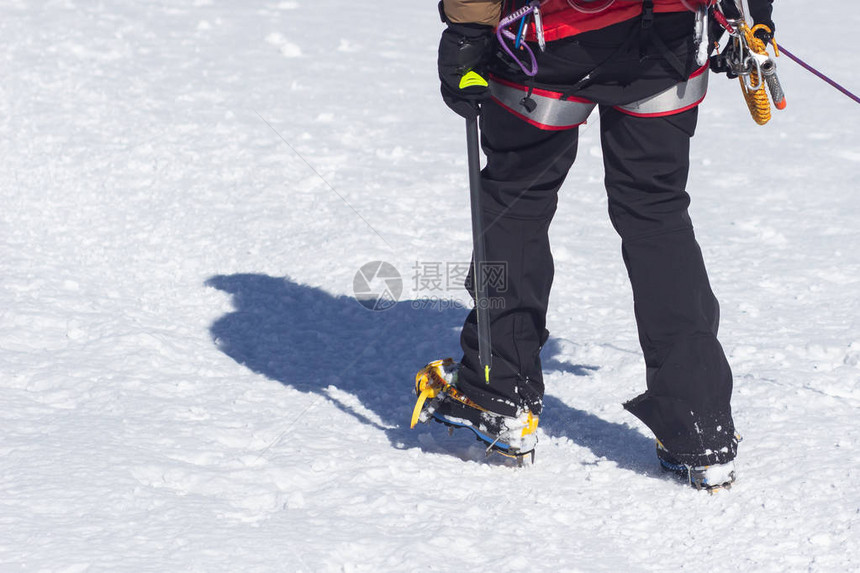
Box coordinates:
[205,273,656,475]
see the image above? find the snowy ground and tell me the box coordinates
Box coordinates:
[1,0,858,571]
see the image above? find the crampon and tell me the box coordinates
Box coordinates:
[657,440,737,493]
[410,358,539,466]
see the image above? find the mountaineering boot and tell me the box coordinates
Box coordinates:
[411,358,539,463]
[656,439,738,492]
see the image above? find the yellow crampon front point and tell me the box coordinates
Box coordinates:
[409,358,493,429]
[739,24,778,125]
[410,359,452,429]
[409,386,437,429]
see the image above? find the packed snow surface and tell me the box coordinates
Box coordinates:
[1,0,858,571]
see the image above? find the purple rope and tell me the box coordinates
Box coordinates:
[777,43,860,105]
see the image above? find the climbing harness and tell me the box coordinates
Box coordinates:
[489,63,709,130]
[491,0,715,129]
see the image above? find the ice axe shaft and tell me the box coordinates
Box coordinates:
[466,116,492,384]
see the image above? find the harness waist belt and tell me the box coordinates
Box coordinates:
[615,64,709,117]
[489,65,709,130]
[489,76,596,131]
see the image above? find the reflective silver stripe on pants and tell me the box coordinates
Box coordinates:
[616,66,709,116]
[489,79,596,130]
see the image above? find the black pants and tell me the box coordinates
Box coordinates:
[457,13,736,465]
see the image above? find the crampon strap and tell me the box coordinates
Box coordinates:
[409,358,494,429]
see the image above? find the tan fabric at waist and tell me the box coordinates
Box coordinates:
[442,0,503,27]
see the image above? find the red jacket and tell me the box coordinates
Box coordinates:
[532,0,710,42]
